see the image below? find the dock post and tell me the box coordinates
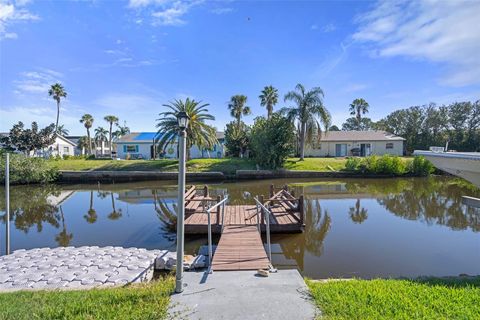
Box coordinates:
[259,195,265,226]
[283,185,288,192]
[216,195,221,225]
[203,185,208,197]
[5,153,10,255]
[269,184,274,198]
[299,195,304,225]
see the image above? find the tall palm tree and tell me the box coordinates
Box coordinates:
[57,125,69,136]
[114,121,130,139]
[94,127,108,155]
[79,114,94,155]
[48,83,67,133]
[349,98,370,130]
[282,83,331,160]
[156,98,217,159]
[228,95,251,126]
[259,86,278,119]
[104,115,119,157]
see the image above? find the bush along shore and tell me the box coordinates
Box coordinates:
[1,153,437,185]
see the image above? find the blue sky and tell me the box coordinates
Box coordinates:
[1,0,479,135]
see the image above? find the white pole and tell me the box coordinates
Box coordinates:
[175,130,187,293]
[5,153,10,255]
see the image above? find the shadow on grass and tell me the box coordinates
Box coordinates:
[411,275,480,288]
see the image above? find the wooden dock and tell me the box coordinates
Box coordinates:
[211,225,270,271]
[183,184,305,271]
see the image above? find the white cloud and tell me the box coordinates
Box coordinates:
[210,7,233,15]
[128,0,203,26]
[0,1,39,40]
[353,0,480,86]
[321,23,336,33]
[14,69,63,95]
[310,24,318,30]
[344,83,369,93]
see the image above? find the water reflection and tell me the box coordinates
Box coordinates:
[0,177,479,278]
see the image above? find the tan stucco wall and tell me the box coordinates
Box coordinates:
[305,140,404,157]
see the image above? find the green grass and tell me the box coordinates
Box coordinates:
[0,277,174,320]
[52,158,256,174]
[52,157,416,174]
[307,277,480,320]
[284,158,347,171]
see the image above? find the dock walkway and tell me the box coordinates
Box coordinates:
[183,184,305,271]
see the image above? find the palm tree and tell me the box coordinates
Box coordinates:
[349,98,370,130]
[259,86,279,119]
[79,114,94,155]
[77,136,89,155]
[48,83,67,134]
[55,206,73,246]
[114,121,130,139]
[156,98,217,159]
[282,83,331,160]
[57,125,69,136]
[104,115,119,157]
[228,95,251,126]
[94,127,108,155]
[349,199,368,224]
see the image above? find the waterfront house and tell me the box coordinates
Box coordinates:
[115,132,225,160]
[304,130,405,157]
[0,132,77,157]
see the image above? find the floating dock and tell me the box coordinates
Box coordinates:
[184,185,305,271]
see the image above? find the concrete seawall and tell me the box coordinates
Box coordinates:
[58,169,406,184]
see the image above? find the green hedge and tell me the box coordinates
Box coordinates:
[345,155,433,176]
[0,152,59,184]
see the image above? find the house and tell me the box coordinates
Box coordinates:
[37,135,77,157]
[66,136,112,156]
[115,132,225,160]
[304,130,405,157]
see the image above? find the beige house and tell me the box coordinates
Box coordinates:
[305,131,405,157]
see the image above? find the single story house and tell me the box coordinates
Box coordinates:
[115,132,225,160]
[0,133,76,157]
[304,130,405,157]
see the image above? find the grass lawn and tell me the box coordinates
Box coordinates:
[284,158,347,171]
[53,158,256,174]
[307,277,480,320]
[0,277,174,320]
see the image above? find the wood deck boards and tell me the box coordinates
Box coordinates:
[211,225,270,271]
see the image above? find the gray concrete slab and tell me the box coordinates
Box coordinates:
[0,246,162,292]
[169,269,318,320]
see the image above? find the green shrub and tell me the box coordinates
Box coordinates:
[62,154,72,160]
[375,155,407,175]
[345,157,361,171]
[408,155,435,176]
[249,114,295,169]
[0,152,59,184]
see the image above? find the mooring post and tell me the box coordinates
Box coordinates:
[283,184,288,192]
[5,153,10,255]
[269,184,274,198]
[259,195,265,226]
[203,185,208,197]
[216,195,221,225]
[299,195,304,226]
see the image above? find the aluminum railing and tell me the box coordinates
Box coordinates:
[253,197,273,266]
[206,195,228,273]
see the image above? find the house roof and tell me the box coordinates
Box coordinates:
[319,131,405,142]
[116,132,225,143]
[57,134,77,146]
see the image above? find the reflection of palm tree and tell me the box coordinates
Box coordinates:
[153,190,177,232]
[84,191,97,223]
[349,199,368,224]
[108,192,122,220]
[304,198,331,256]
[55,206,73,246]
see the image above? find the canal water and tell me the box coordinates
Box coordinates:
[1,177,479,279]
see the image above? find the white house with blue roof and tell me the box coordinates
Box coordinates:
[115,132,225,160]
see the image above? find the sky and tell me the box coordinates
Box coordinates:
[1,0,479,135]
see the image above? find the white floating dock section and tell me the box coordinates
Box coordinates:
[0,246,162,292]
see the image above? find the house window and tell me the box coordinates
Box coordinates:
[124,145,139,153]
[63,146,69,153]
[386,143,394,149]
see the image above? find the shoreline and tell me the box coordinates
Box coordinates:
[56,169,424,184]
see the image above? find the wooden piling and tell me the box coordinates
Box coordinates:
[298,195,304,225]
[259,195,265,225]
[216,195,221,225]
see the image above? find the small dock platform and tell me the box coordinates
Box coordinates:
[184,185,305,234]
[183,184,305,272]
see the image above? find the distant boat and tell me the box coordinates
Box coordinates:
[414,148,480,187]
